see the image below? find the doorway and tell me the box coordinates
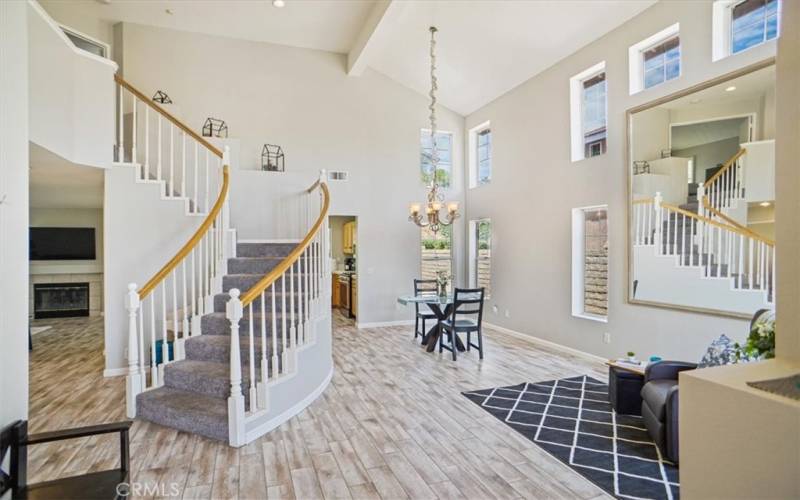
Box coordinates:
[329,216,358,329]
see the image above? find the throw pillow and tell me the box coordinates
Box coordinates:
[698,334,739,368]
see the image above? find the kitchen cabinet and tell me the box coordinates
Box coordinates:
[343,221,357,254]
[331,273,340,307]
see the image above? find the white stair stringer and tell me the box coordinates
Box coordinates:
[243,307,333,444]
[113,161,209,217]
[633,245,771,314]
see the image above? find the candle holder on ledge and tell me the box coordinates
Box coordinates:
[152,90,173,104]
[261,144,285,172]
[202,118,228,138]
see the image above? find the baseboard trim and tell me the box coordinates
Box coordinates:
[356,319,415,329]
[238,239,301,244]
[244,365,333,443]
[483,322,606,364]
[103,367,127,378]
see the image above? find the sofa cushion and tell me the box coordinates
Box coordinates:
[641,379,678,420]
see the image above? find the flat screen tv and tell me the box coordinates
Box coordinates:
[30,227,96,260]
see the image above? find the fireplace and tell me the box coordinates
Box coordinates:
[33,283,90,319]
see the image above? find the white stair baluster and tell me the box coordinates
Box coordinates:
[172,270,179,359]
[259,289,268,409]
[205,153,210,213]
[160,285,168,379]
[689,216,695,266]
[182,260,189,340]
[748,239,754,289]
[131,96,137,164]
[181,132,186,199]
[150,295,158,387]
[281,273,287,369]
[248,303,257,412]
[738,233,744,289]
[194,144,200,213]
[289,259,296,348]
[157,115,162,181]
[118,85,124,161]
[169,127,174,196]
[143,106,150,180]
[271,283,278,378]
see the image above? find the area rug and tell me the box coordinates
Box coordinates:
[463,375,679,500]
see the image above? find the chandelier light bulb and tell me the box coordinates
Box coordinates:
[272,0,286,8]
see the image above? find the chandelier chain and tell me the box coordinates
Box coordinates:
[428,26,439,192]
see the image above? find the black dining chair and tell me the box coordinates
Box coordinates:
[440,287,485,361]
[413,279,438,342]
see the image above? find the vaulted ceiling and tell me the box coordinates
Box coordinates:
[59,0,656,115]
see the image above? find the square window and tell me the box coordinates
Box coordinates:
[713,0,780,61]
[629,24,680,94]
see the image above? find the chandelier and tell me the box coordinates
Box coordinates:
[409,26,459,234]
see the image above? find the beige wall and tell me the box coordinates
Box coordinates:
[464,0,777,361]
[775,0,800,363]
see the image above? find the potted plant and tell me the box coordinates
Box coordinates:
[435,270,450,298]
[735,317,775,361]
[626,351,637,363]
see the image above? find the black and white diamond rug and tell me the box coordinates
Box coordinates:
[463,375,679,500]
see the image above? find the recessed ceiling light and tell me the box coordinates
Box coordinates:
[759,201,771,207]
[725,86,737,92]
[272,0,285,7]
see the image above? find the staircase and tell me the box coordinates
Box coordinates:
[113,76,332,447]
[135,242,296,441]
[632,148,775,314]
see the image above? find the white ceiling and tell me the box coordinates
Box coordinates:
[30,144,104,209]
[69,0,656,116]
[362,0,656,115]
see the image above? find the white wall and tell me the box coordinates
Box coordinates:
[464,0,777,362]
[117,23,466,328]
[28,0,116,169]
[104,166,200,372]
[0,0,30,425]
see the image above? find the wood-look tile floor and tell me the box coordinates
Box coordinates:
[28,313,610,499]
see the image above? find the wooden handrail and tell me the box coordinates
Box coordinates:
[660,202,774,247]
[701,198,773,245]
[632,197,655,205]
[114,74,223,158]
[703,148,746,188]
[240,182,330,306]
[139,166,229,299]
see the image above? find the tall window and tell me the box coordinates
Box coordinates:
[731,0,779,54]
[420,130,452,188]
[571,206,608,321]
[570,62,606,162]
[469,219,491,296]
[582,73,607,158]
[477,129,491,185]
[421,225,452,291]
[643,36,680,89]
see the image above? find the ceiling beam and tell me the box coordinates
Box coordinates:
[346,0,399,76]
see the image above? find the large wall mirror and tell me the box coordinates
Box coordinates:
[627,61,776,318]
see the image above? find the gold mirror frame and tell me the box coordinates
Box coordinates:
[625,57,776,319]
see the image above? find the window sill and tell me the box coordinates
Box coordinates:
[572,313,608,324]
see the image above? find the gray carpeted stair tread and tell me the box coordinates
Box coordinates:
[164,359,250,401]
[213,290,303,313]
[222,273,310,293]
[201,311,292,336]
[136,387,228,441]
[236,242,297,258]
[185,334,285,364]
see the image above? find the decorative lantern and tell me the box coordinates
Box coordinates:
[202,118,228,138]
[152,90,173,104]
[261,144,285,172]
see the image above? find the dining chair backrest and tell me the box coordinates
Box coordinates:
[414,279,438,315]
[452,287,485,325]
[414,279,437,296]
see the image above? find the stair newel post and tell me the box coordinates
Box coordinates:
[222,147,232,261]
[654,192,663,255]
[226,288,246,447]
[125,284,142,418]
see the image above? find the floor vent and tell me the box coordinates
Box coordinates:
[328,171,349,181]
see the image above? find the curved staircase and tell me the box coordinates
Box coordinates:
[113,76,333,447]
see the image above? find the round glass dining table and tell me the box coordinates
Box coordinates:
[396,295,466,353]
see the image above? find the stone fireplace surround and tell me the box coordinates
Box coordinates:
[29,273,103,318]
